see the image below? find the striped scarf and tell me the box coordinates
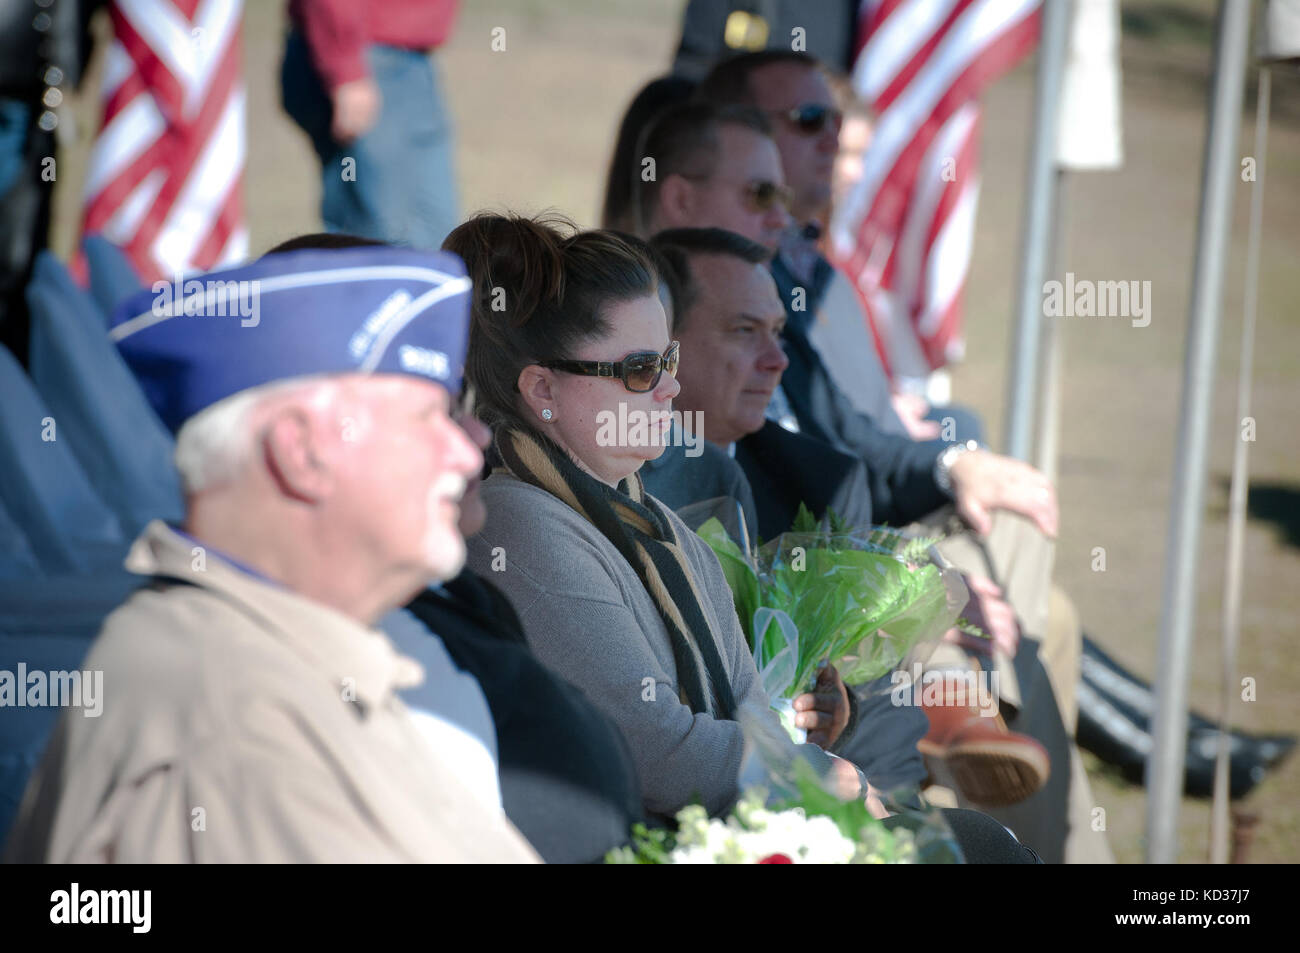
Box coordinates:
[495,427,737,720]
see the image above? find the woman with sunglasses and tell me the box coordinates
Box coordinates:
[445,212,861,822]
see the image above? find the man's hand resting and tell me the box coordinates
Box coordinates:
[944,574,1019,659]
[948,449,1058,539]
[826,758,892,819]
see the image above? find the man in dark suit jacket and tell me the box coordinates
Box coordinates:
[733,418,873,542]
[647,227,1115,862]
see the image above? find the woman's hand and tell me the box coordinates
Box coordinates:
[793,662,851,749]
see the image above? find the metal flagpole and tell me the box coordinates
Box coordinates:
[1210,63,1269,867]
[1146,0,1253,865]
[1034,0,1126,481]
[1034,171,1066,484]
[1004,0,1072,461]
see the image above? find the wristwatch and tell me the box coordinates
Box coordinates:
[933,439,981,497]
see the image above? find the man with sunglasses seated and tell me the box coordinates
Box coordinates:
[691,49,1076,716]
[621,83,1097,858]
[635,101,795,254]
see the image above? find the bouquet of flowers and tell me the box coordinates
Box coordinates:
[698,507,968,740]
[606,771,960,864]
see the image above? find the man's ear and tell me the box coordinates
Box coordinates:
[516,365,556,420]
[262,405,334,503]
[657,174,698,228]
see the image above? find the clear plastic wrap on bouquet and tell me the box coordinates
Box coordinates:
[698,517,970,702]
[754,530,969,694]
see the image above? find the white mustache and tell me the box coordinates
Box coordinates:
[429,472,467,505]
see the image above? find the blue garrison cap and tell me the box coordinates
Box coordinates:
[109,246,473,433]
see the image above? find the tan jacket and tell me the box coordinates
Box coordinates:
[4,522,540,864]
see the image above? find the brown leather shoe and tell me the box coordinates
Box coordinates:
[916,673,1051,807]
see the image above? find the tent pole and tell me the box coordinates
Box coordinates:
[1034,169,1067,484]
[1210,65,1270,866]
[1146,0,1253,865]
[1003,0,1072,461]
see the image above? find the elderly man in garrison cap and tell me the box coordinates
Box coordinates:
[4,246,540,863]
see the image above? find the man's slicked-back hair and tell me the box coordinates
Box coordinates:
[634,101,772,235]
[696,50,822,105]
[649,227,772,333]
[649,242,692,332]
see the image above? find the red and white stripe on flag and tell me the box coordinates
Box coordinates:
[829,0,1040,381]
[81,0,247,283]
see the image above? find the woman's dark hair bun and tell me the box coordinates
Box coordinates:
[445,212,580,329]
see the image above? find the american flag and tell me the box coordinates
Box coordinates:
[80,0,247,283]
[830,0,1041,383]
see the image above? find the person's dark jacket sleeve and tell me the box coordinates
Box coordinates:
[407,572,645,863]
[735,420,875,540]
[778,320,950,527]
[832,675,929,794]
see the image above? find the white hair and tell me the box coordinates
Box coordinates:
[174,375,337,495]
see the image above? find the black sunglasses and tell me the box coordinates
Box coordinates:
[541,341,679,393]
[773,103,843,136]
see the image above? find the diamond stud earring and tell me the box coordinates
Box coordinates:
[542,409,553,421]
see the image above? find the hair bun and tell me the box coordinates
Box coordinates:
[444,212,579,328]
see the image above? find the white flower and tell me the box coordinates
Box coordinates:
[675,805,711,848]
[667,801,863,863]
